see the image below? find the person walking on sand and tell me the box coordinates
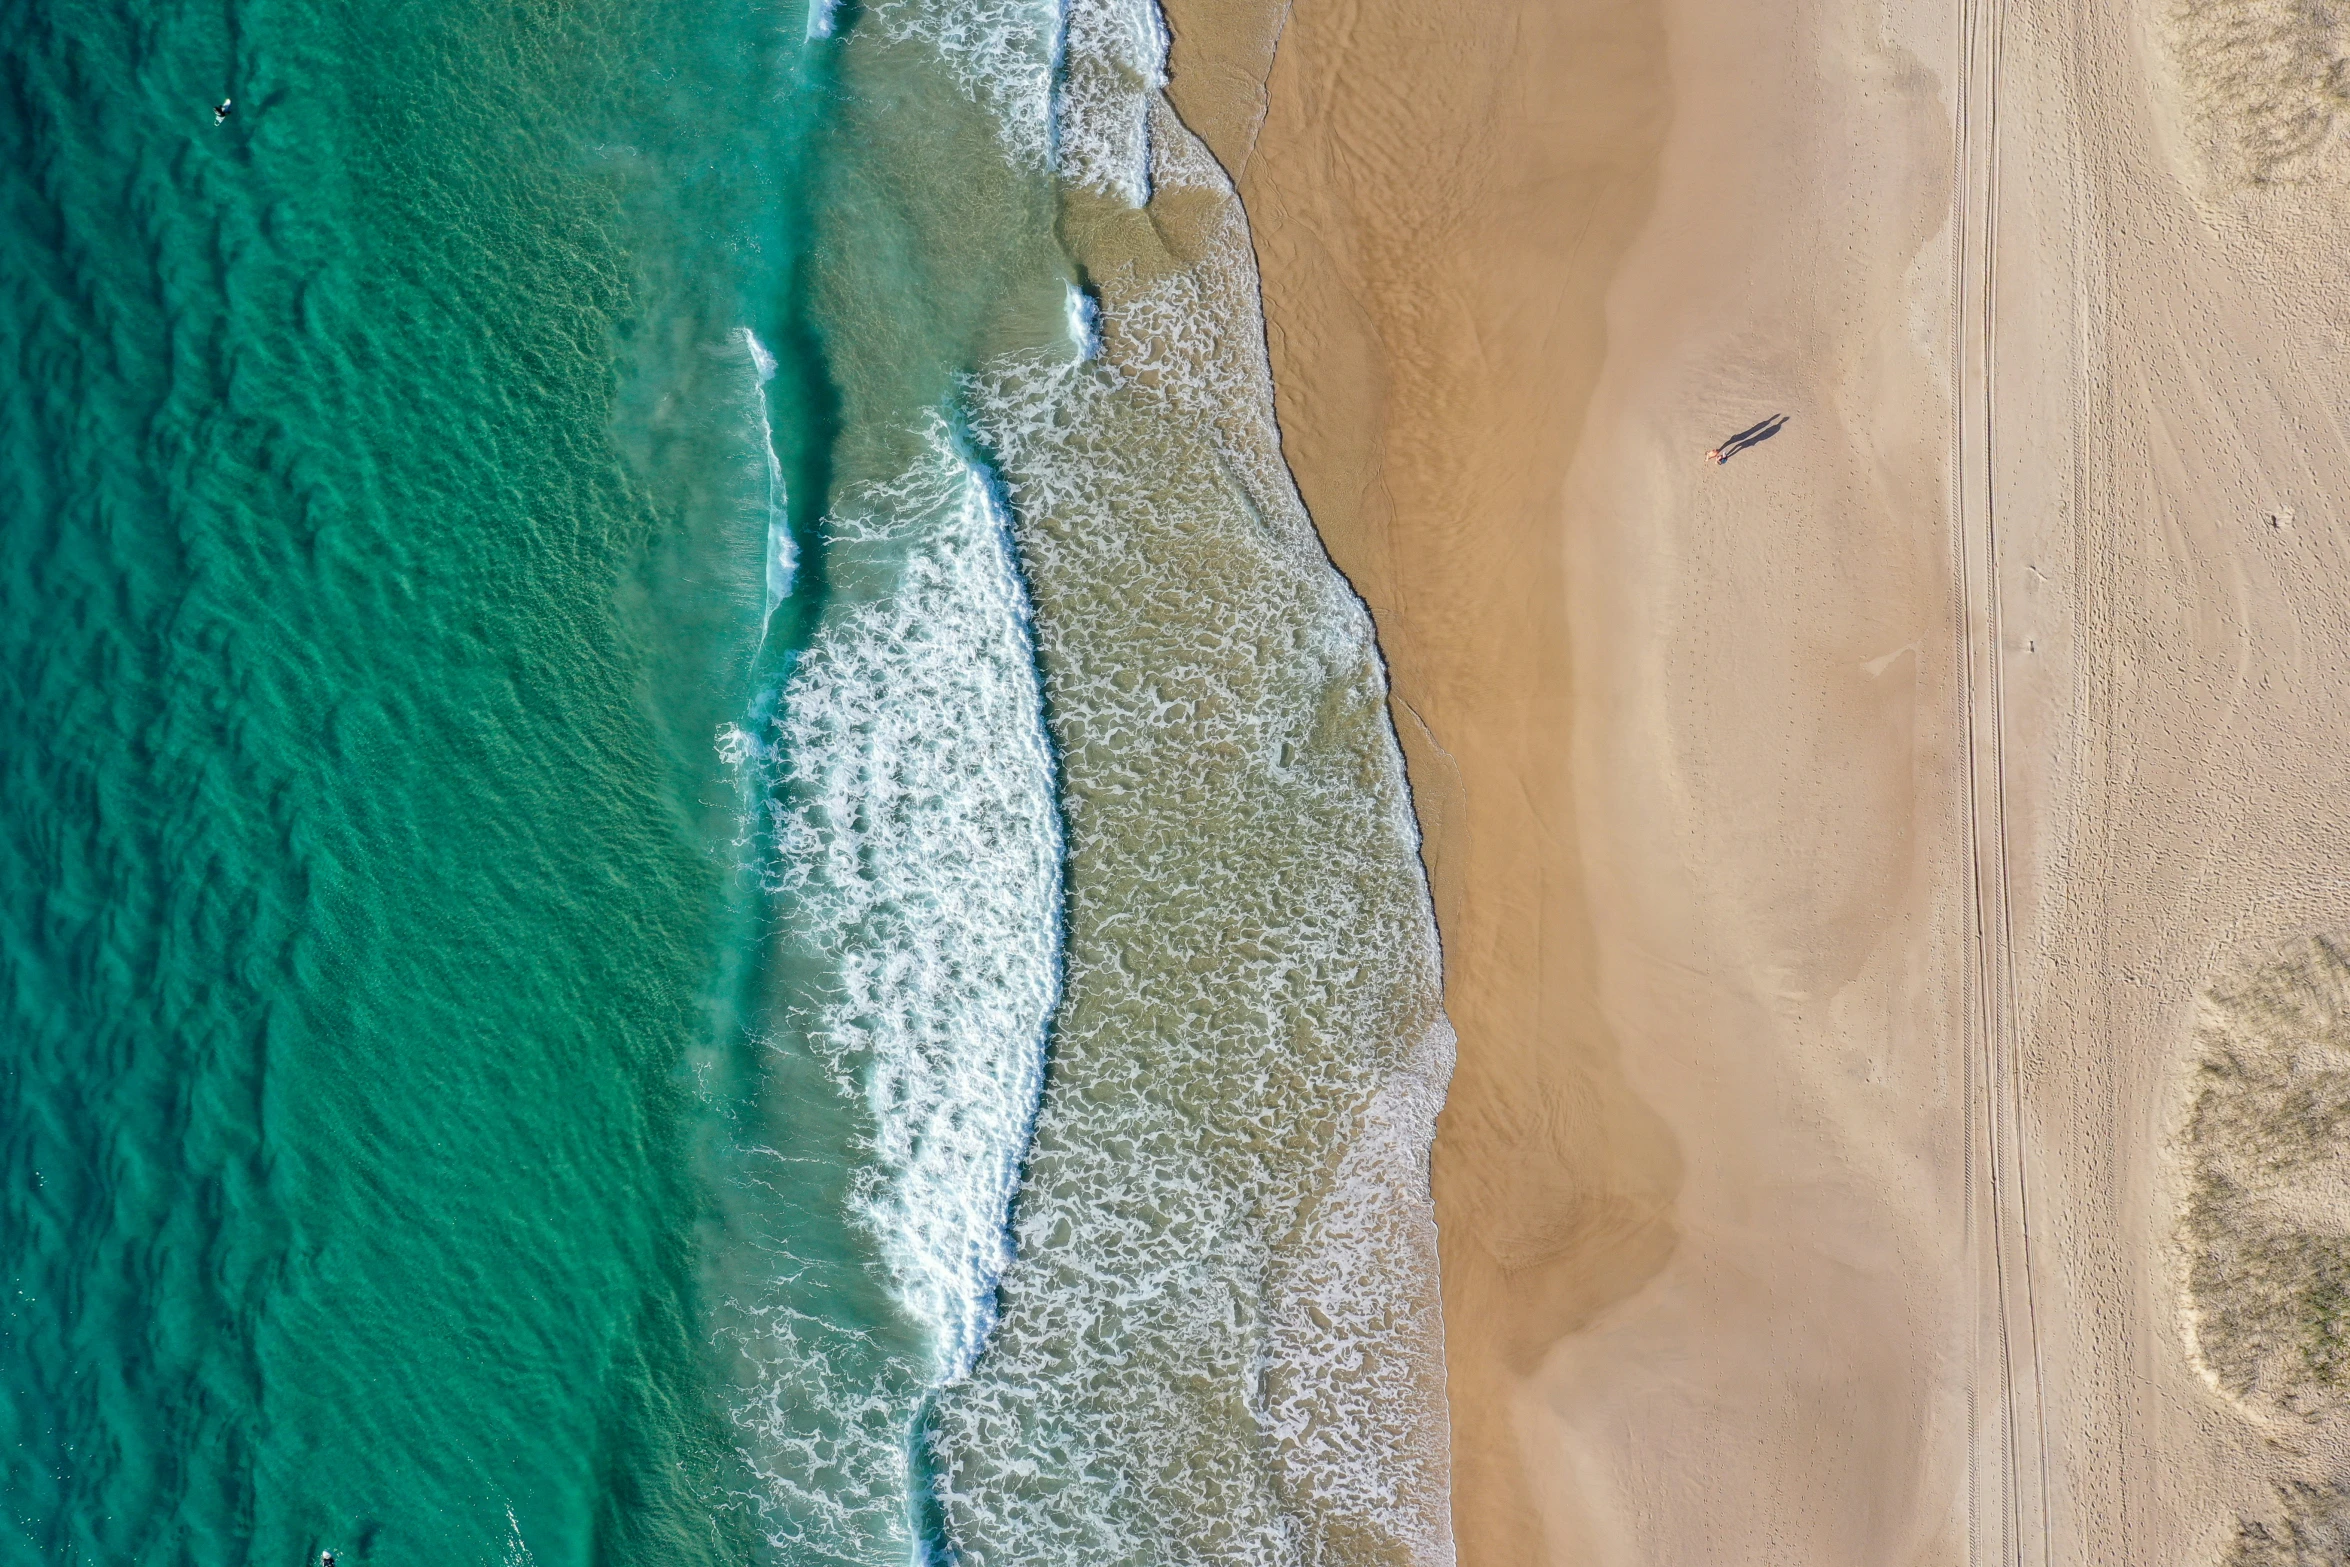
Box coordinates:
[1704,447,1723,465]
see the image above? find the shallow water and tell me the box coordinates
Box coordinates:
[0,0,1450,1560]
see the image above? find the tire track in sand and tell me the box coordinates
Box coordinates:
[1947,0,2055,1556]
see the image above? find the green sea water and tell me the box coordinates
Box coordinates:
[0,0,1456,1560]
[0,0,815,1557]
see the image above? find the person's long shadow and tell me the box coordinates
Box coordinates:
[1715,413,1789,462]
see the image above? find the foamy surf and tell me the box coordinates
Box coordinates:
[924,83,1455,1567]
[733,328,797,628]
[714,417,1062,1559]
[765,423,1061,1378]
[863,0,1062,168]
[1055,0,1167,202]
[703,0,1454,1557]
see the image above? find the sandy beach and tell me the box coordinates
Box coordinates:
[1157,0,1679,1555]
[1159,0,2350,1552]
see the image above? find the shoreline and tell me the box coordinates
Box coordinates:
[1169,0,2350,1550]
[1158,0,1991,1549]
[1155,0,1683,1555]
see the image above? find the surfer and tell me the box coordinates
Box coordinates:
[213,98,232,125]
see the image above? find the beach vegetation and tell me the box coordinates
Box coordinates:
[2225,1481,2350,1566]
[2177,937,2350,1421]
[2164,0,2350,186]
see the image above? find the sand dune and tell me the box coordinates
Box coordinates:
[2180,938,2350,1426]
[2162,0,2350,186]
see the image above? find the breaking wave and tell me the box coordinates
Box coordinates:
[715,419,1062,1560]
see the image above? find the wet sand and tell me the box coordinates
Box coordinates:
[1158,0,1977,1554]
[1166,0,2350,1547]
[1158,0,1680,1557]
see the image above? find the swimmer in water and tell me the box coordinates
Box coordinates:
[213,98,232,125]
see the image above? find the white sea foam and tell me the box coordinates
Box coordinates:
[743,330,780,383]
[865,0,1063,168]
[1259,1017,1455,1566]
[715,1276,934,1555]
[716,418,1063,1556]
[499,1505,537,1567]
[1054,0,1166,201]
[863,0,1163,195]
[760,419,1057,1375]
[732,328,796,627]
[927,94,1455,1567]
[1064,282,1099,361]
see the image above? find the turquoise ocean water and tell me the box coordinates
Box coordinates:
[0,0,1452,1562]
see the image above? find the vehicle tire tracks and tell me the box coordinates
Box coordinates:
[1948,0,2054,1557]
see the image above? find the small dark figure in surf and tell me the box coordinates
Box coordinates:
[213,98,232,125]
[320,1552,335,1567]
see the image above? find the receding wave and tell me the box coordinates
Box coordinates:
[706,0,1457,1556]
[925,53,1455,1567]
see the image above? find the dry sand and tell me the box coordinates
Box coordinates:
[1151,0,2350,1553]
[1155,0,1680,1557]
